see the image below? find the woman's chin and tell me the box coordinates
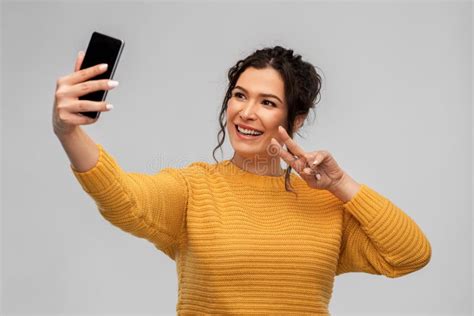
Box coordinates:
[230,135,273,157]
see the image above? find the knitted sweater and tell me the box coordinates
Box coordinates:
[71,144,432,315]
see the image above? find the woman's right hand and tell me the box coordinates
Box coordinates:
[52,51,118,137]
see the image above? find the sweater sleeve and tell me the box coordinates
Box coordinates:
[70,143,188,261]
[335,184,432,278]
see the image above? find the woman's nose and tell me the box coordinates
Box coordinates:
[239,103,257,120]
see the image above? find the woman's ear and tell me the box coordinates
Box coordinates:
[293,114,306,133]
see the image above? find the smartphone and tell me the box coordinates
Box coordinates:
[78,31,125,119]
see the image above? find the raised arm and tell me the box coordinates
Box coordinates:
[53,52,187,260]
[53,51,116,171]
[70,144,188,260]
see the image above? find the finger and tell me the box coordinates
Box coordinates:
[74,51,85,72]
[303,167,322,180]
[66,79,118,98]
[70,100,113,114]
[304,166,320,175]
[62,62,108,86]
[270,138,294,163]
[277,125,307,159]
[310,151,327,170]
[270,138,307,172]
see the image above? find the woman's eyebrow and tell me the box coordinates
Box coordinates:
[234,85,283,104]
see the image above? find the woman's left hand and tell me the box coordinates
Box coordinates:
[270,126,346,191]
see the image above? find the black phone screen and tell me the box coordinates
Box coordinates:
[78,31,124,119]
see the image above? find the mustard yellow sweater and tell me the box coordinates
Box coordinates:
[71,144,432,315]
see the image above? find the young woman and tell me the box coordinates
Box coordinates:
[53,46,432,315]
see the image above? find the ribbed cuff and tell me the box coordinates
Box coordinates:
[342,184,389,226]
[70,144,123,194]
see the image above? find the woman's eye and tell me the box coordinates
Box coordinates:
[263,100,276,107]
[233,92,275,107]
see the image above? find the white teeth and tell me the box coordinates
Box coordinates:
[237,125,263,135]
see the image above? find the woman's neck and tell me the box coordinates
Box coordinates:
[230,152,285,177]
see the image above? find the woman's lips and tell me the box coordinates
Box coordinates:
[236,123,264,133]
[235,124,264,140]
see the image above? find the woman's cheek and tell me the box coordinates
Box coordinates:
[227,100,241,115]
[226,99,235,111]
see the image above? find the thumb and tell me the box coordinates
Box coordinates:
[74,51,85,72]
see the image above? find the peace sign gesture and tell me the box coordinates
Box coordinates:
[270,126,346,191]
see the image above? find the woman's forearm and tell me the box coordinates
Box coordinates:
[56,127,99,172]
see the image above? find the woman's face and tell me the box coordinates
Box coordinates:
[226,67,287,160]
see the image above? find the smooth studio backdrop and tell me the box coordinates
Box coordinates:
[2,1,472,315]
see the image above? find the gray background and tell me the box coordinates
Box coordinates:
[1,1,472,315]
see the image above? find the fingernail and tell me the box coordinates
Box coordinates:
[312,160,319,165]
[106,103,114,110]
[78,51,85,57]
[99,63,108,71]
[108,80,119,88]
[316,174,321,180]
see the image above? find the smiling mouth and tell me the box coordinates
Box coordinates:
[235,124,264,137]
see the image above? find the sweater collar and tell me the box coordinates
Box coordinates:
[214,159,299,190]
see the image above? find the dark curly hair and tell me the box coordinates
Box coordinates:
[212,45,323,195]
